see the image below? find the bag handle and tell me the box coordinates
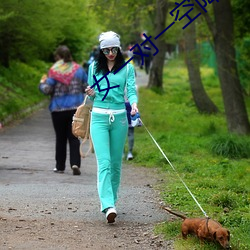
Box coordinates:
[79,111,94,158]
[83,94,88,105]
[79,95,93,158]
[79,138,93,158]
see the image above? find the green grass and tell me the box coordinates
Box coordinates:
[0,60,50,123]
[129,59,250,250]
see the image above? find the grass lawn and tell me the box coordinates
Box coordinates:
[128,59,250,250]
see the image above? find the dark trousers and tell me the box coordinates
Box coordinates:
[127,127,134,152]
[145,59,151,74]
[51,110,80,171]
[125,102,134,153]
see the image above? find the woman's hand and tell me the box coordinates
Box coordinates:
[131,103,138,116]
[85,85,95,97]
[40,74,47,84]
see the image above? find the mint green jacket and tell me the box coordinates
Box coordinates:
[87,62,138,110]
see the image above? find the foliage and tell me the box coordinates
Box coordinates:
[0,0,99,66]
[233,0,250,97]
[210,134,250,159]
[232,0,250,39]
[0,60,49,122]
[128,58,250,249]
[92,0,156,46]
[236,37,250,95]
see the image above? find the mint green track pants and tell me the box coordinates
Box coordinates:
[90,111,128,212]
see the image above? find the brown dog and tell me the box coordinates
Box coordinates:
[163,207,231,249]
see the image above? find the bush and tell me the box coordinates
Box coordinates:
[0,60,48,122]
[210,191,237,209]
[210,135,250,159]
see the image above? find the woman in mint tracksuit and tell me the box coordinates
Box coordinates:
[86,31,138,223]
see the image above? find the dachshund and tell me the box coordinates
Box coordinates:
[162,206,231,249]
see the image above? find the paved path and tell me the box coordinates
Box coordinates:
[0,68,152,223]
[135,68,149,88]
[0,72,174,249]
[0,106,164,224]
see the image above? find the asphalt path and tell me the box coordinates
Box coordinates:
[0,106,165,222]
[0,69,172,249]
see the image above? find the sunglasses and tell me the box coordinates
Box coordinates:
[102,47,119,55]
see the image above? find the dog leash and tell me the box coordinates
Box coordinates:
[139,118,209,218]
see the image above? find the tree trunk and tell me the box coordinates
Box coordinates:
[148,0,168,89]
[184,22,218,114]
[213,0,250,134]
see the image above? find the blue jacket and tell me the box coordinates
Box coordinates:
[39,67,87,112]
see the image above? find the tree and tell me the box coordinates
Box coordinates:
[148,0,168,89]
[91,0,155,47]
[0,0,59,66]
[184,22,218,114]
[0,0,98,66]
[197,0,250,134]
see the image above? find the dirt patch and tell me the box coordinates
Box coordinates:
[0,216,174,250]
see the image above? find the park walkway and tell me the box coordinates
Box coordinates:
[0,69,172,249]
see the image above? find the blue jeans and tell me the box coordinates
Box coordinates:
[90,111,128,212]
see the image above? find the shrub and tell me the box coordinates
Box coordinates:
[210,191,237,209]
[210,135,250,159]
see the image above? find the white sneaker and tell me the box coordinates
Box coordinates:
[72,165,81,175]
[127,152,133,160]
[53,168,64,173]
[105,207,117,223]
